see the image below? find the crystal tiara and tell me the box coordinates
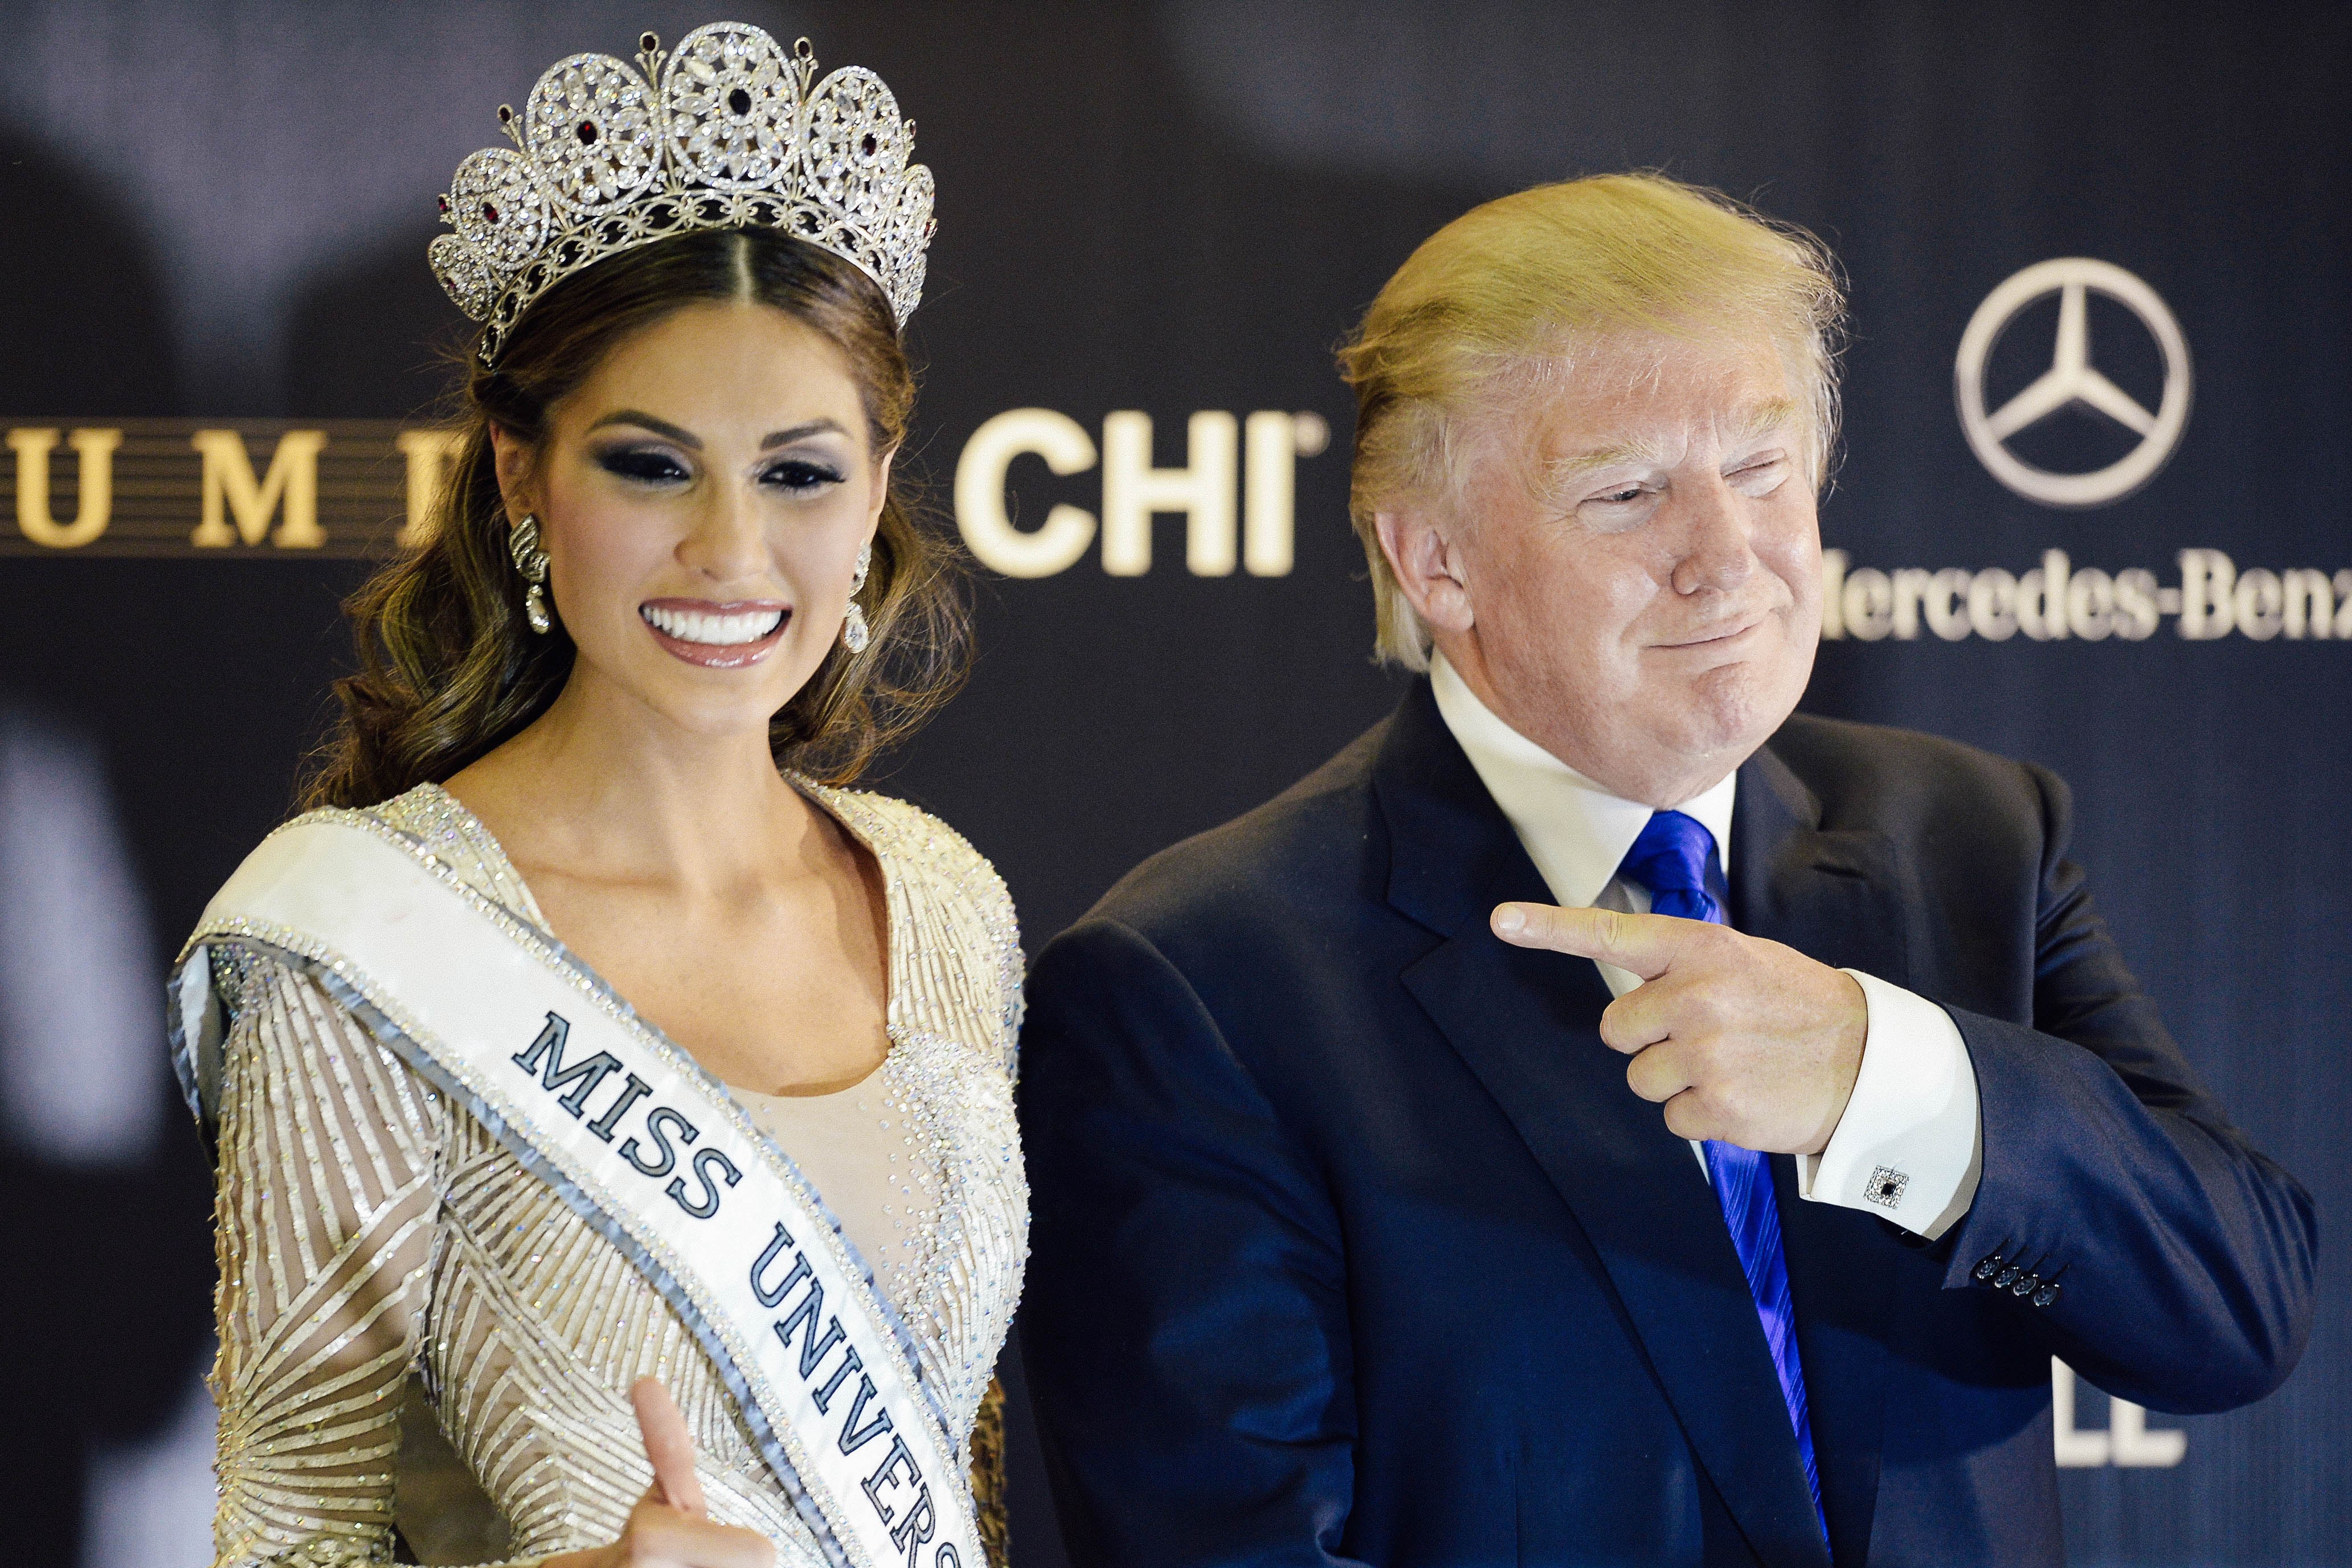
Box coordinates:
[428,22,935,364]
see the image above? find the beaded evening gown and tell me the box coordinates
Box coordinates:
[201,783,1027,1568]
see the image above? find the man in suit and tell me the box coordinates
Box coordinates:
[1016,174,2316,1566]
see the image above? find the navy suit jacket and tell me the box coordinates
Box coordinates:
[1017,682,2317,1567]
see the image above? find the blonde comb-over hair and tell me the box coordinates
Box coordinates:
[1336,173,1846,670]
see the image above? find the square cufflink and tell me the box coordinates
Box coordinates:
[1863,1165,1910,1209]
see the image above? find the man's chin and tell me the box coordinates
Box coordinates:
[1670,668,1806,762]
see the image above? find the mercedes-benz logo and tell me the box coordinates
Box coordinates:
[1954,257,2192,509]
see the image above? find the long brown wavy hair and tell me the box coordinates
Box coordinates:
[305,228,966,810]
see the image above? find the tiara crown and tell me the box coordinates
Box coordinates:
[430,23,934,363]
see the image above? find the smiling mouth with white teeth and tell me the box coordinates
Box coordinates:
[639,599,791,669]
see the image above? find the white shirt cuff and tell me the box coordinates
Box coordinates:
[1795,969,1982,1240]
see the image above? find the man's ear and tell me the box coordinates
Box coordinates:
[1373,505,1475,634]
[487,422,539,529]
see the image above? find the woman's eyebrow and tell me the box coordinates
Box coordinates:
[762,419,848,450]
[580,414,850,451]
[584,410,701,447]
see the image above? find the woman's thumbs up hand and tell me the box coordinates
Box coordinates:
[545,1377,775,1568]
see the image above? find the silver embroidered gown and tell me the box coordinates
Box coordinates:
[201,783,1028,1567]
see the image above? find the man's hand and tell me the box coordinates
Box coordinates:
[1492,902,1867,1154]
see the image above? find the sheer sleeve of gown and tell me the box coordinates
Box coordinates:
[199,783,1026,1568]
[206,949,492,1567]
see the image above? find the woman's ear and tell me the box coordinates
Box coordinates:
[486,421,539,528]
[867,445,897,529]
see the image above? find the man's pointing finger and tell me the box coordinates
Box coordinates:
[1490,901,1678,981]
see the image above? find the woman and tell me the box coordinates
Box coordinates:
[170,25,1022,1568]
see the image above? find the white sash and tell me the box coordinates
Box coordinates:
[170,812,981,1568]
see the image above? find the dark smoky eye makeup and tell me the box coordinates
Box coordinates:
[760,456,848,489]
[593,443,692,482]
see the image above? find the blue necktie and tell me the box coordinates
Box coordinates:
[1618,809,1829,1547]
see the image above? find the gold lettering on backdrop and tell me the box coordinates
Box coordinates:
[954,409,1099,579]
[955,409,1323,579]
[1821,548,2352,643]
[189,429,328,548]
[394,428,468,547]
[7,427,122,548]
[1241,412,1328,579]
[0,420,478,557]
[2177,548,2236,640]
[2282,569,2334,640]
[1101,411,1238,577]
[2051,1359,2185,1468]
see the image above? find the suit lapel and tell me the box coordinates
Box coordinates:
[1728,746,1907,982]
[1733,743,1906,1566]
[1376,686,1832,1568]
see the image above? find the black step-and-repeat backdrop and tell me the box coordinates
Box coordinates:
[0,3,2341,1563]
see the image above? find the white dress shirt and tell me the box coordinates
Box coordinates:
[1430,653,1982,1240]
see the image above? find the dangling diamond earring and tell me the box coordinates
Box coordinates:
[841,539,873,654]
[509,513,552,634]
